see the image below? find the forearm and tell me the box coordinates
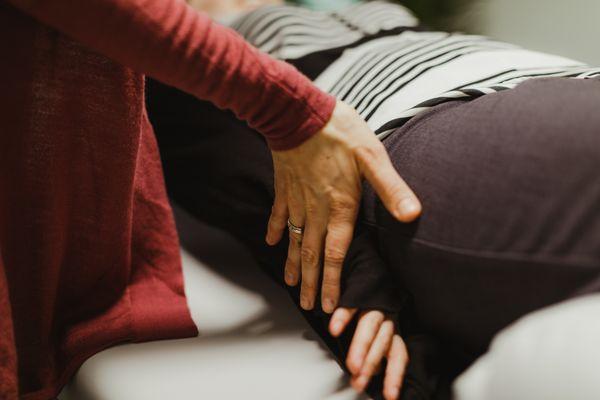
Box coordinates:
[8,0,334,150]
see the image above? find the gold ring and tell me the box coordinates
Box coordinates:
[287,219,304,236]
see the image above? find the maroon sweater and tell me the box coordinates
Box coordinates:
[0,1,335,398]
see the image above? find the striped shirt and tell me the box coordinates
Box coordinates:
[231,1,600,139]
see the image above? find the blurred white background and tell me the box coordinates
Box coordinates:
[462,0,600,65]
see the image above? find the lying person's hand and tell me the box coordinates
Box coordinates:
[329,307,408,400]
[265,101,421,313]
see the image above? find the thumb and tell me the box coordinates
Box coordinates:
[355,143,421,222]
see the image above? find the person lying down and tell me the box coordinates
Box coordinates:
[149,1,600,399]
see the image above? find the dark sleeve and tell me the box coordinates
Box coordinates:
[7,0,335,150]
[339,226,407,314]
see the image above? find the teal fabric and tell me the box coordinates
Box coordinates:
[287,0,360,11]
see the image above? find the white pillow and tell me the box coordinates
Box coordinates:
[454,293,600,400]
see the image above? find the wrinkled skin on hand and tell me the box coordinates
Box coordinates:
[266,101,421,313]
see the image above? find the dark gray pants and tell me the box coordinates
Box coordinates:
[365,77,600,366]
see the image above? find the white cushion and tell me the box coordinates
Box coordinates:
[454,293,600,400]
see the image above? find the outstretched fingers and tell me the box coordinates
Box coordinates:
[352,319,395,392]
[336,309,409,399]
[346,311,385,375]
[383,335,409,400]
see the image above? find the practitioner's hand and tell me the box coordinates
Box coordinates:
[265,101,421,313]
[330,308,408,400]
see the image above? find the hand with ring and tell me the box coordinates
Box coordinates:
[265,100,421,313]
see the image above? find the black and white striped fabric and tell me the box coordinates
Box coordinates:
[231,1,600,139]
[231,1,418,59]
[314,31,600,139]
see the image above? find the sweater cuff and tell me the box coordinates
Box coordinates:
[264,91,336,151]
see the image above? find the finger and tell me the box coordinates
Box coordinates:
[329,307,357,337]
[321,198,358,314]
[346,311,385,375]
[284,180,305,287]
[266,195,288,246]
[284,233,301,286]
[383,335,409,400]
[299,206,326,310]
[355,143,422,222]
[352,320,395,392]
[266,167,288,245]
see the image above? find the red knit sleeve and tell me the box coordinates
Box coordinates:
[7,0,335,150]
[0,259,18,399]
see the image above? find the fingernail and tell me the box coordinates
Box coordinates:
[301,296,312,310]
[300,296,307,309]
[285,272,294,285]
[397,198,419,218]
[323,298,334,313]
